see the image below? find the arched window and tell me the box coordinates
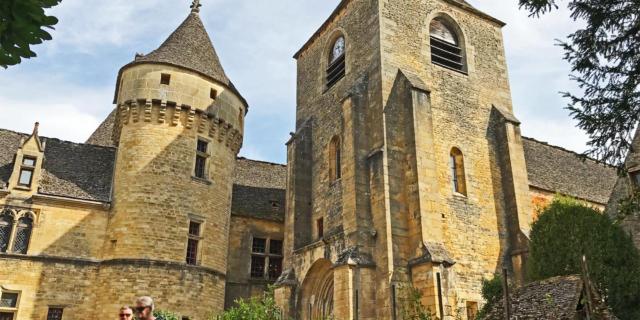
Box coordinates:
[430,18,465,72]
[326,36,346,88]
[12,216,33,254]
[0,212,13,253]
[329,136,341,181]
[450,148,467,195]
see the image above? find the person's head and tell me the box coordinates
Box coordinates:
[119,306,133,320]
[134,296,155,320]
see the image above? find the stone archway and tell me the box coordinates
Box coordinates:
[300,259,334,320]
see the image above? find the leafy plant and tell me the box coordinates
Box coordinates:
[0,0,61,68]
[214,287,284,320]
[398,285,437,320]
[152,310,180,320]
[476,274,503,319]
[527,196,640,319]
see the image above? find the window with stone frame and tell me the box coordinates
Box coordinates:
[194,138,209,179]
[316,217,324,239]
[17,156,36,188]
[466,301,478,320]
[0,291,19,320]
[326,35,346,89]
[250,237,283,280]
[12,216,32,254]
[185,221,202,265]
[329,136,341,182]
[429,18,465,73]
[0,211,13,253]
[450,148,467,196]
[46,307,63,320]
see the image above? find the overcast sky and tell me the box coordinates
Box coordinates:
[0,0,586,164]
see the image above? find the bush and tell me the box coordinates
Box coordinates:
[153,310,179,320]
[214,287,284,320]
[528,196,640,319]
[398,285,436,320]
[476,274,503,319]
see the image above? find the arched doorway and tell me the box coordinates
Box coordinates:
[300,259,334,320]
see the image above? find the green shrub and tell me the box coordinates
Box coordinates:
[476,274,503,319]
[214,287,284,320]
[528,196,640,319]
[152,310,179,320]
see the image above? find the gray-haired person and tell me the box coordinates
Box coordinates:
[133,296,162,320]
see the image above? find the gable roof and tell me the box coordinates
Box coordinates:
[0,129,116,202]
[523,137,617,204]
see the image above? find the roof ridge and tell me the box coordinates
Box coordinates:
[0,128,116,150]
[522,136,616,168]
[236,156,286,167]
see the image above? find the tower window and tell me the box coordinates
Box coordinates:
[186,221,202,265]
[210,88,217,99]
[326,36,346,88]
[329,136,341,181]
[18,157,36,188]
[250,238,283,280]
[429,18,465,72]
[160,73,171,85]
[194,139,209,179]
[450,148,467,196]
[317,217,324,239]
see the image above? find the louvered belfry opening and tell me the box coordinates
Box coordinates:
[430,19,465,72]
[326,36,346,88]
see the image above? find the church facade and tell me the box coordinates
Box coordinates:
[0,0,617,320]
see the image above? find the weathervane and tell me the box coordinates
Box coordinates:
[190,0,201,13]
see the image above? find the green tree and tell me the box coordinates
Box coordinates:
[518,0,640,167]
[527,196,640,319]
[0,0,61,68]
[476,274,503,319]
[214,287,284,320]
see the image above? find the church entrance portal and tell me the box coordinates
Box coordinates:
[300,259,334,320]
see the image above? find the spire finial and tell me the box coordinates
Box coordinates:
[32,122,40,136]
[190,0,201,13]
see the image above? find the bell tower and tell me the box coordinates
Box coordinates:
[99,1,247,317]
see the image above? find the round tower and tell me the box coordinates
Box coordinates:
[99,2,246,318]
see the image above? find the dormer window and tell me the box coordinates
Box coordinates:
[429,18,465,73]
[18,157,36,188]
[326,36,346,88]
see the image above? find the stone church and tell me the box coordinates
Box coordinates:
[0,0,617,319]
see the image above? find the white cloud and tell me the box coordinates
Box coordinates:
[1,0,595,160]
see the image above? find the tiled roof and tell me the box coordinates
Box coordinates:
[485,275,617,320]
[0,129,116,202]
[233,158,287,189]
[231,158,287,221]
[523,137,618,204]
[134,12,231,88]
[231,185,285,222]
[86,109,116,147]
[485,275,583,319]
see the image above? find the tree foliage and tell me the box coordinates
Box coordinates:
[214,287,284,320]
[518,0,640,167]
[398,285,436,320]
[152,310,180,320]
[0,0,61,68]
[527,196,640,319]
[476,274,503,319]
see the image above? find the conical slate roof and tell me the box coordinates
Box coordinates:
[135,12,231,87]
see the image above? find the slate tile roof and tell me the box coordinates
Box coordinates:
[85,109,116,147]
[231,158,287,222]
[0,129,116,202]
[523,137,618,204]
[485,275,618,320]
